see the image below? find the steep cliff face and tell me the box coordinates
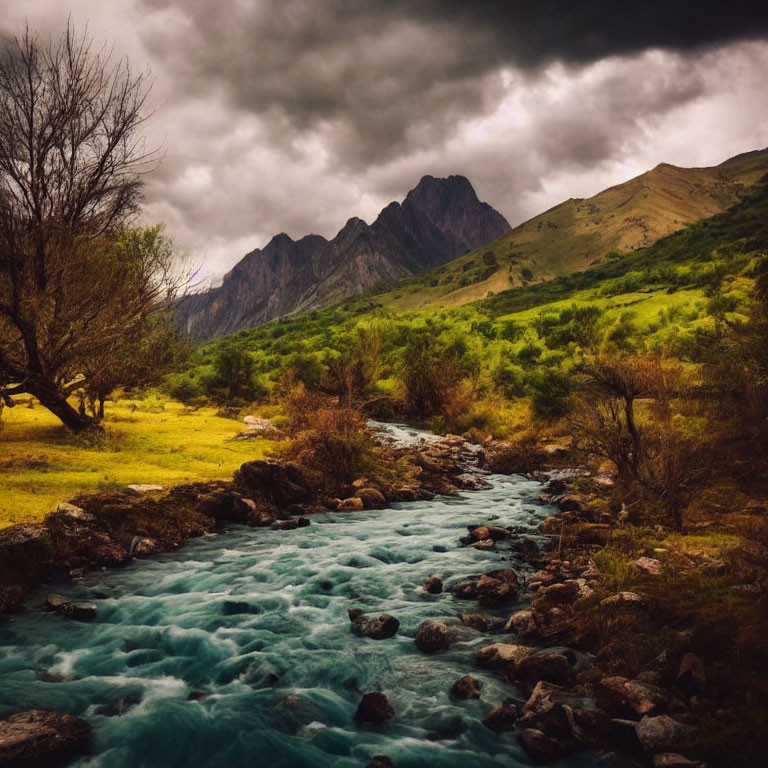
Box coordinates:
[175,233,327,340]
[176,175,510,340]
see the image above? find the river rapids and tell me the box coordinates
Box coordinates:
[0,424,629,767]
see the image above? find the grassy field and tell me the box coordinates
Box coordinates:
[0,397,271,527]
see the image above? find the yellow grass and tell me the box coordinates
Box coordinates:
[0,397,270,527]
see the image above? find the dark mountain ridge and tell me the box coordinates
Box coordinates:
[175,175,510,340]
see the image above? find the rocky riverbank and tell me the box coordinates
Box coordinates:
[0,431,488,617]
[2,426,764,767]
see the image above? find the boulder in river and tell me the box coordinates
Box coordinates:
[475,643,532,674]
[519,728,569,763]
[459,613,490,632]
[355,488,387,509]
[348,609,400,639]
[355,692,394,724]
[505,610,538,638]
[338,497,365,511]
[0,709,91,767]
[475,575,513,608]
[233,460,312,506]
[451,675,483,700]
[423,576,443,594]
[271,518,299,531]
[44,594,96,622]
[482,699,519,732]
[414,620,452,653]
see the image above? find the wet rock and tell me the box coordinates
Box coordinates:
[423,576,443,594]
[132,537,158,556]
[452,675,482,700]
[487,568,520,588]
[475,575,513,608]
[482,699,519,732]
[271,518,299,531]
[238,499,275,527]
[470,525,492,541]
[0,709,91,767]
[459,613,490,632]
[636,715,688,753]
[355,488,387,510]
[475,643,532,673]
[338,497,365,511]
[472,539,496,551]
[44,594,96,622]
[348,609,400,640]
[515,653,572,686]
[233,460,312,506]
[516,681,601,752]
[506,610,538,638]
[486,526,511,541]
[415,620,452,653]
[635,557,663,575]
[297,517,311,528]
[44,499,129,568]
[355,692,394,724]
[366,757,394,768]
[600,591,647,610]
[519,728,569,763]
[187,691,208,702]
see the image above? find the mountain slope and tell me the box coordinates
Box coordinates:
[367,148,768,312]
[176,175,510,341]
[175,234,328,340]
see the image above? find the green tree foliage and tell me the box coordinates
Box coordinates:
[206,344,260,404]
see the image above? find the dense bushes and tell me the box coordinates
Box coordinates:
[275,383,394,494]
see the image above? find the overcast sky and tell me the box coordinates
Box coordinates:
[2,1,768,282]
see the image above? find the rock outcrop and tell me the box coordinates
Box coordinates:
[0,710,91,767]
[175,175,510,340]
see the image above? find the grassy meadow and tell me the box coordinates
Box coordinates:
[0,396,270,527]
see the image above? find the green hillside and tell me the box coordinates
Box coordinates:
[177,176,768,434]
[346,148,768,313]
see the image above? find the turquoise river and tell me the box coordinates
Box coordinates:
[0,424,634,767]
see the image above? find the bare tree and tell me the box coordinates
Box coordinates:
[0,24,178,431]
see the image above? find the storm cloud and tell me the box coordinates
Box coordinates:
[1,1,768,280]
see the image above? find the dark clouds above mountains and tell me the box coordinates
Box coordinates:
[2,1,768,279]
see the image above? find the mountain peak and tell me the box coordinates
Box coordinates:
[176,173,510,340]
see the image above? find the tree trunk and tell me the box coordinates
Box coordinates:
[34,389,101,432]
